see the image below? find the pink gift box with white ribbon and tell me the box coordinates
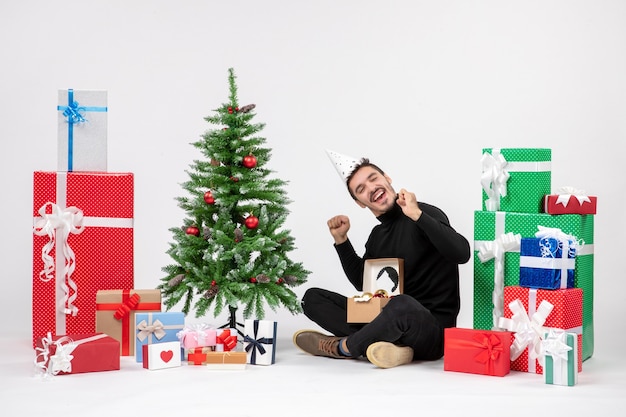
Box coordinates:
[177,323,217,349]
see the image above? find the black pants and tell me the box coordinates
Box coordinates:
[301,287,445,360]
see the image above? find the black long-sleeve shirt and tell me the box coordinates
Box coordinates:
[335,202,471,328]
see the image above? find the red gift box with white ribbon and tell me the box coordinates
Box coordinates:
[543,186,597,215]
[499,286,583,374]
[34,332,120,376]
[32,171,134,347]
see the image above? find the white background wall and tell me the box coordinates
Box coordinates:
[1,0,624,355]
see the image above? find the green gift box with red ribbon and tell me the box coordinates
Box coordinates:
[96,289,162,356]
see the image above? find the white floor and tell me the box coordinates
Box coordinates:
[2,322,625,417]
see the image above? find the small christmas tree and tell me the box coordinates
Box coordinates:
[159,68,310,328]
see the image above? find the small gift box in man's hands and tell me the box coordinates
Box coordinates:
[347,258,404,323]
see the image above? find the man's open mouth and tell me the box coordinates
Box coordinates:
[371,188,385,203]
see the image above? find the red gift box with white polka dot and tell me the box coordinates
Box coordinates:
[32,171,134,348]
[503,286,583,374]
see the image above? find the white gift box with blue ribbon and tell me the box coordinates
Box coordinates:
[243,319,277,365]
[57,89,108,172]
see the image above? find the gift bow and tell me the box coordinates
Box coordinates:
[555,186,591,208]
[60,98,87,124]
[541,329,572,363]
[477,232,521,330]
[33,202,85,316]
[34,333,107,377]
[473,333,504,367]
[461,332,504,375]
[243,336,273,356]
[535,226,583,258]
[243,322,274,364]
[498,298,553,362]
[216,330,237,351]
[113,293,141,320]
[136,319,166,342]
[34,333,77,376]
[480,150,510,211]
[48,342,76,375]
[177,323,214,345]
[477,232,521,263]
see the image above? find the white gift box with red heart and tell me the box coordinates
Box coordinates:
[142,341,182,370]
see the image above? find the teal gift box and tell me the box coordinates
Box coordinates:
[481,148,551,213]
[473,210,594,361]
[543,330,578,386]
[135,312,185,362]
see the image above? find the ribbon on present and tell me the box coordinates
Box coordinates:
[446,332,505,376]
[136,319,166,342]
[555,186,592,208]
[96,290,161,355]
[34,333,107,377]
[136,313,184,352]
[215,329,237,352]
[352,289,389,303]
[535,226,583,257]
[541,329,577,386]
[177,323,216,348]
[477,231,521,330]
[498,293,553,373]
[57,89,108,171]
[114,292,141,320]
[187,347,212,365]
[211,351,244,364]
[480,149,510,211]
[243,320,275,365]
[33,202,85,318]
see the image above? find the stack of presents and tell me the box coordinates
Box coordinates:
[345,148,595,386]
[32,89,277,377]
[444,148,596,386]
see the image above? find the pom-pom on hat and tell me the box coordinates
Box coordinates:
[325,149,360,183]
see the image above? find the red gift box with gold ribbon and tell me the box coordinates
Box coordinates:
[444,328,512,377]
[32,171,134,348]
[96,289,162,356]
